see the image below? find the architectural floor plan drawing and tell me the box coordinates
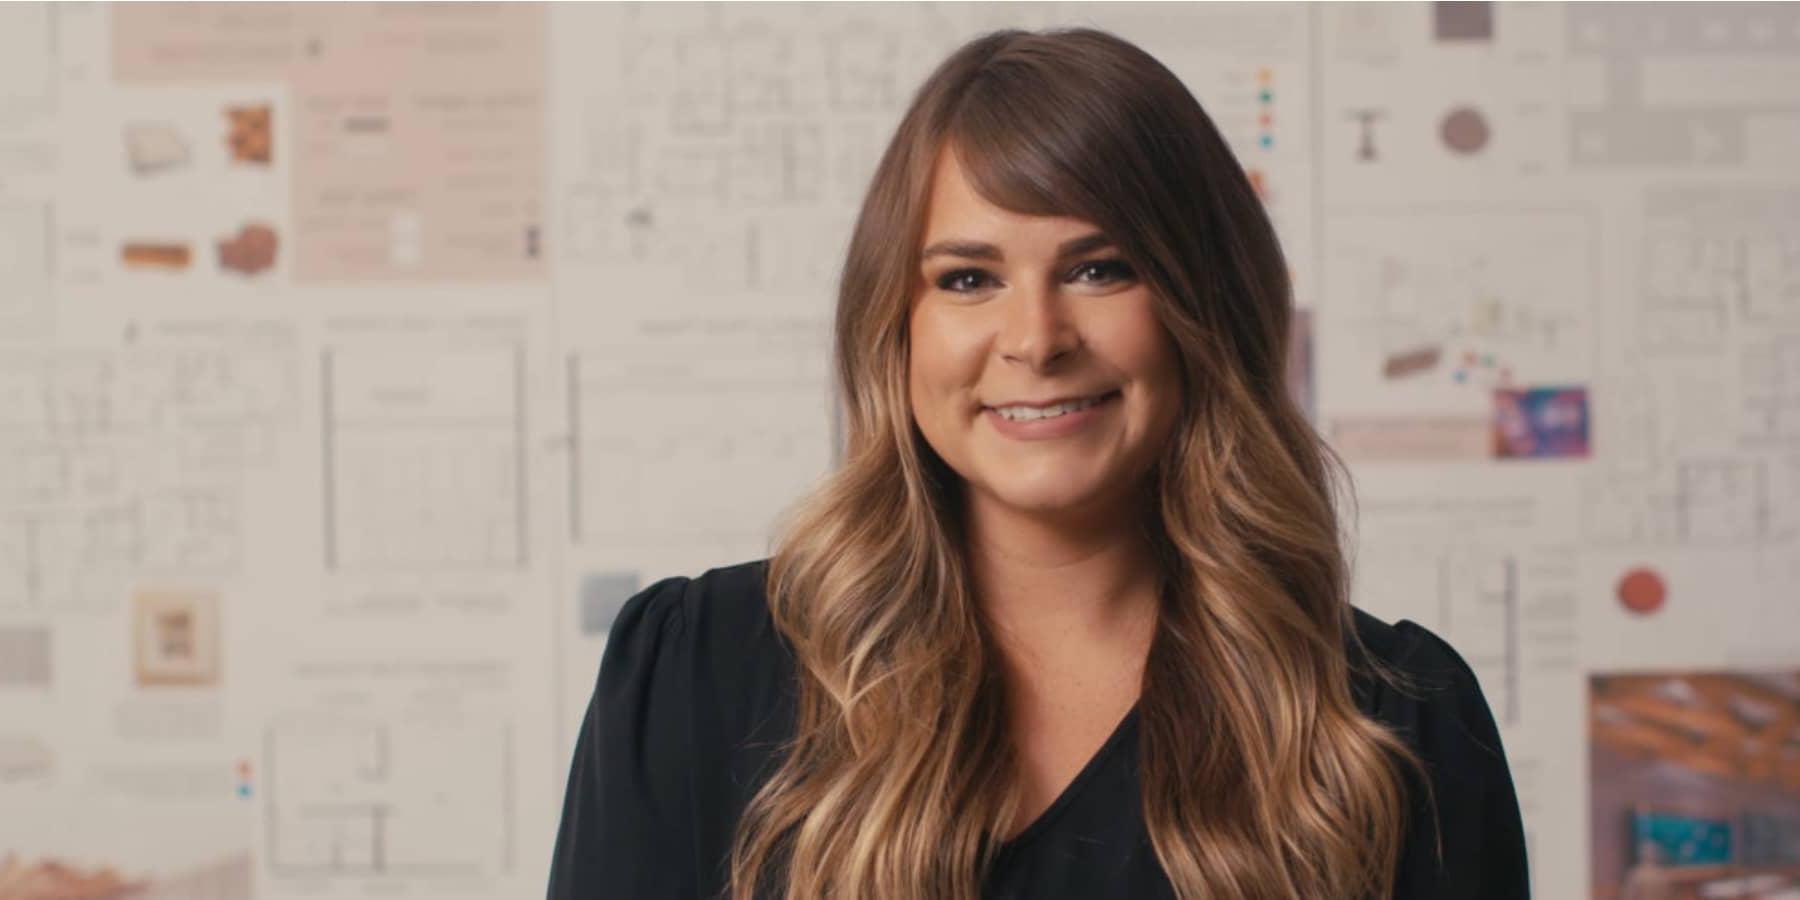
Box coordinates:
[265,713,512,879]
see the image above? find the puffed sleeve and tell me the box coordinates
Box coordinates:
[548,575,699,899]
[1383,622,1531,899]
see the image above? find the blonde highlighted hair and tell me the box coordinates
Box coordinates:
[728,27,1423,900]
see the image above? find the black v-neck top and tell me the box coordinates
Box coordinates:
[547,558,1530,899]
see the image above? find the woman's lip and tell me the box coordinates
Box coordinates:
[982,390,1120,440]
[982,389,1120,411]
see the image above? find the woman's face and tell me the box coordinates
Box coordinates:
[908,147,1184,527]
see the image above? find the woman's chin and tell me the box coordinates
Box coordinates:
[977,479,1115,520]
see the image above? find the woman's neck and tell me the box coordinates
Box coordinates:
[964,490,1162,687]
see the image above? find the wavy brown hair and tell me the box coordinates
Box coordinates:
[728,27,1425,900]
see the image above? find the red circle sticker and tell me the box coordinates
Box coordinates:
[1617,567,1667,615]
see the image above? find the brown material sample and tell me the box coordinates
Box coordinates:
[120,242,191,270]
[225,103,272,164]
[216,222,278,276]
[1383,345,1443,379]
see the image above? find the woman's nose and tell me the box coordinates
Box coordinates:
[997,278,1081,372]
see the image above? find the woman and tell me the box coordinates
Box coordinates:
[549,26,1528,900]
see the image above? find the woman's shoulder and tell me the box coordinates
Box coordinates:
[551,557,787,898]
[611,556,778,646]
[608,556,794,725]
[1346,606,1532,897]
[641,555,781,641]
[1344,606,1505,746]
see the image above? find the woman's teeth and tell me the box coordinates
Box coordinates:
[991,392,1112,422]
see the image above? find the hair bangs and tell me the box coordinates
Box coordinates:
[940,72,1121,234]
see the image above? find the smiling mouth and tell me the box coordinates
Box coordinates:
[984,389,1121,422]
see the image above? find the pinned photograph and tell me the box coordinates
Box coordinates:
[1590,669,1800,899]
[132,589,220,687]
[1493,385,1589,459]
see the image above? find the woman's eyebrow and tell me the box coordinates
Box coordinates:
[920,231,1113,262]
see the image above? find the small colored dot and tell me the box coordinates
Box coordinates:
[237,784,253,798]
[1617,567,1667,615]
[1260,134,1274,149]
[1259,89,1273,103]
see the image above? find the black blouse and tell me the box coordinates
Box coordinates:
[547,558,1530,899]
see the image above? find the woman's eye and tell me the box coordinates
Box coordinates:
[937,269,993,293]
[1070,259,1135,284]
[934,260,1134,294]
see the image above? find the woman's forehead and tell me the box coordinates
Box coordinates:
[920,148,1105,250]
